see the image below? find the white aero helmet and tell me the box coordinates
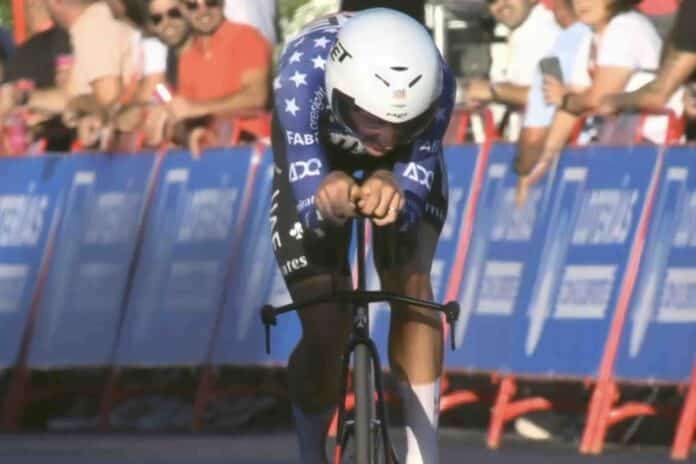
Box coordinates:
[325,8,443,143]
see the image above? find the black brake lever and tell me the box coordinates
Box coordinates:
[261,305,277,355]
[443,301,460,351]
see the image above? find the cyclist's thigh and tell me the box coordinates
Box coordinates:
[270,114,352,333]
[372,158,448,274]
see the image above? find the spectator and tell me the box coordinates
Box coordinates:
[224,0,278,45]
[0,25,74,151]
[43,0,143,149]
[138,0,193,147]
[519,0,680,201]
[25,0,55,37]
[341,0,425,24]
[514,0,590,175]
[599,0,696,117]
[460,0,560,139]
[541,0,680,144]
[168,0,271,129]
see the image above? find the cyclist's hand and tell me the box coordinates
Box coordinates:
[358,170,405,226]
[316,171,360,225]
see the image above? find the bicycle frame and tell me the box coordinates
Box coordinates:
[262,216,460,464]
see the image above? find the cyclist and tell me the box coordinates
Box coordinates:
[271,8,454,463]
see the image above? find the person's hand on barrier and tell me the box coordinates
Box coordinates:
[542,75,566,107]
[597,94,621,117]
[357,170,405,227]
[516,154,555,208]
[167,96,194,122]
[76,113,104,148]
[143,104,172,147]
[459,78,490,110]
[316,171,360,226]
[188,126,216,160]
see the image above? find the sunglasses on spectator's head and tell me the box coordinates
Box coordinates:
[183,0,221,11]
[149,7,182,25]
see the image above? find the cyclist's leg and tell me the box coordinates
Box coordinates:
[373,165,448,464]
[271,118,352,463]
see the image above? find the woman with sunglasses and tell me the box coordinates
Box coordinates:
[271,8,454,464]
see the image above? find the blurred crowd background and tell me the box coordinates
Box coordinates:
[0,0,689,160]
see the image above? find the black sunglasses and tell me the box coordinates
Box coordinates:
[149,7,182,25]
[183,0,222,11]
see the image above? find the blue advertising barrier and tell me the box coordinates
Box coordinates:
[212,148,298,366]
[616,145,696,383]
[363,144,480,364]
[507,145,658,377]
[447,143,556,372]
[0,156,69,367]
[28,154,156,367]
[115,147,255,366]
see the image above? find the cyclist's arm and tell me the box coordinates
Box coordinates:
[393,65,455,230]
[273,58,330,235]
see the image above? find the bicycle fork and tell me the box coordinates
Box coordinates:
[334,327,399,464]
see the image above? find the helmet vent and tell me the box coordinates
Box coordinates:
[374,74,391,87]
[390,66,408,71]
[409,75,423,87]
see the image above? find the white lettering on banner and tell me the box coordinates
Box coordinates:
[674,192,696,247]
[0,195,49,247]
[403,162,434,190]
[657,268,696,322]
[163,261,219,310]
[289,159,323,183]
[286,130,319,146]
[492,188,542,242]
[477,261,522,315]
[270,189,281,251]
[572,189,638,245]
[281,256,308,276]
[0,264,28,313]
[73,263,120,312]
[554,265,616,319]
[177,188,237,242]
[85,193,142,244]
[441,188,464,240]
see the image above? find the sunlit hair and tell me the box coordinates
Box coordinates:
[608,0,641,17]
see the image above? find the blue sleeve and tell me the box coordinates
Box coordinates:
[392,63,455,231]
[274,37,332,234]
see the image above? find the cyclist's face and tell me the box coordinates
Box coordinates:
[344,106,402,157]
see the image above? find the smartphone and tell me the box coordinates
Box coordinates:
[154,83,173,104]
[539,56,564,83]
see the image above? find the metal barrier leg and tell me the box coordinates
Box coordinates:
[1,365,29,431]
[581,379,619,454]
[487,375,516,449]
[672,364,696,461]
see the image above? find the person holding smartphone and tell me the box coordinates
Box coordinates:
[514,0,591,182]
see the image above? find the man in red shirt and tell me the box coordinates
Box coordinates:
[167,0,271,122]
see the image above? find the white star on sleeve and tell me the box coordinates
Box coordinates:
[312,55,327,70]
[289,70,307,87]
[289,51,304,63]
[313,36,330,48]
[285,98,300,116]
[273,76,282,90]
